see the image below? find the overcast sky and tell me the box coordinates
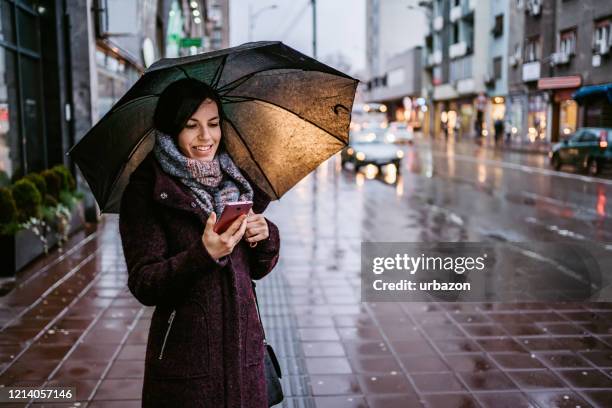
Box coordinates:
[229,0,367,74]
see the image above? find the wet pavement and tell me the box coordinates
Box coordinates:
[1,135,612,407]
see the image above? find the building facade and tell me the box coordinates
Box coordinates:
[423,0,491,138]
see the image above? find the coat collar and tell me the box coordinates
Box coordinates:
[147,153,272,223]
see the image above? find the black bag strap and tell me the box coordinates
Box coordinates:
[251,280,267,341]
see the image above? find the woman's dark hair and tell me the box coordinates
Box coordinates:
[154,78,223,138]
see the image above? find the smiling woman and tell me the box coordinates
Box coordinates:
[119,78,282,407]
[177,100,222,161]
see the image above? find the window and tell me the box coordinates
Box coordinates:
[493,56,502,79]
[492,14,504,38]
[451,23,459,44]
[524,36,540,62]
[593,18,611,55]
[559,28,576,56]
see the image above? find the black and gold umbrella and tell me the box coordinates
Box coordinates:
[67,41,358,213]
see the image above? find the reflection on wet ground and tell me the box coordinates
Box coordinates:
[1,137,612,407]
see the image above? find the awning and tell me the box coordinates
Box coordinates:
[538,75,581,90]
[572,83,612,104]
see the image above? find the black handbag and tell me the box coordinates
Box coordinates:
[252,281,284,406]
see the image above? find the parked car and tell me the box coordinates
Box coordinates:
[385,121,414,144]
[341,128,404,172]
[549,127,612,175]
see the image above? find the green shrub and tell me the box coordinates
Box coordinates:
[44,193,58,207]
[51,165,76,192]
[24,172,47,198]
[11,179,42,222]
[41,169,61,199]
[0,170,9,188]
[0,187,17,225]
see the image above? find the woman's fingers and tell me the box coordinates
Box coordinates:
[231,216,248,241]
[245,226,266,238]
[222,214,247,239]
[246,232,268,243]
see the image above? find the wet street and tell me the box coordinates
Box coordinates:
[2,136,612,407]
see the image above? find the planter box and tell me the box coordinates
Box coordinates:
[0,202,85,277]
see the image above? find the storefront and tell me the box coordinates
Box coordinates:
[537,75,581,142]
[573,83,612,129]
[0,0,46,180]
[506,93,526,144]
[526,93,547,143]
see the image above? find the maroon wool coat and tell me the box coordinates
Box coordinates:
[118,152,280,408]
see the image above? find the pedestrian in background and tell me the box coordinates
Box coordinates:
[118,78,281,408]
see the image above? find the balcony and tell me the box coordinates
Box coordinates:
[449,41,468,59]
[450,5,462,22]
[450,55,473,82]
[522,61,541,82]
[433,16,444,32]
[427,50,443,66]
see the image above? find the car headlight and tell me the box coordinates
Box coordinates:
[396,150,404,159]
[356,152,366,161]
[347,147,354,155]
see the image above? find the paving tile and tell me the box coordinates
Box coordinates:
[343,341,392,357]
[490,353,546,369]
[305,357,352,375]
[421,393,480,408]
[410,372,465,393]
[313,396,367,408]
[557,369,612,388]
[445,353,495,372]
[528,391,591,408]
[476,392,536,408]
[302,341,346,357]
[538,352,593,369]
[581,390,612,407]
[366,394,423,408]
[399,355,449,373]
[94,378,143,400]
[349,356,402,374]
[308,374,361,395]
[357,373,416,394]
[507,370,566,390]
[458,370,517,391]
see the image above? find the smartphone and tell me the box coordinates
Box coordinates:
[213,201,253,234]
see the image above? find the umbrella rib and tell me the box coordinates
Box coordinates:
[224,96,350,145]
[217,67,357,95]
[211,55,228,89]
[224,118,280,200]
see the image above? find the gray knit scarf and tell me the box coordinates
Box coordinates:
[153,130,254,217]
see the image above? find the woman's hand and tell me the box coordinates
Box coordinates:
[202,212,247,260]
[245,209,269,244]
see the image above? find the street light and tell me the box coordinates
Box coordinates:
[249,4,278,42]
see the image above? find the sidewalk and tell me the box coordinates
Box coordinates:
[1,169,612,407]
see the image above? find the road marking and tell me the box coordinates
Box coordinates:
[427,149,612,186]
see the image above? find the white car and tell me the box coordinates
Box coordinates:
[385,122,414,144]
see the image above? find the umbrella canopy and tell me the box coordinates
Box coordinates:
[67,41,358,213]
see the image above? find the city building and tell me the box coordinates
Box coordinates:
[0,0,225,221]
[364,0,428,126]
[546,0,612,134]
[506,0,557,145]
[364,47,425,127]
[507,0,612,146]
[423,0,491,138]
